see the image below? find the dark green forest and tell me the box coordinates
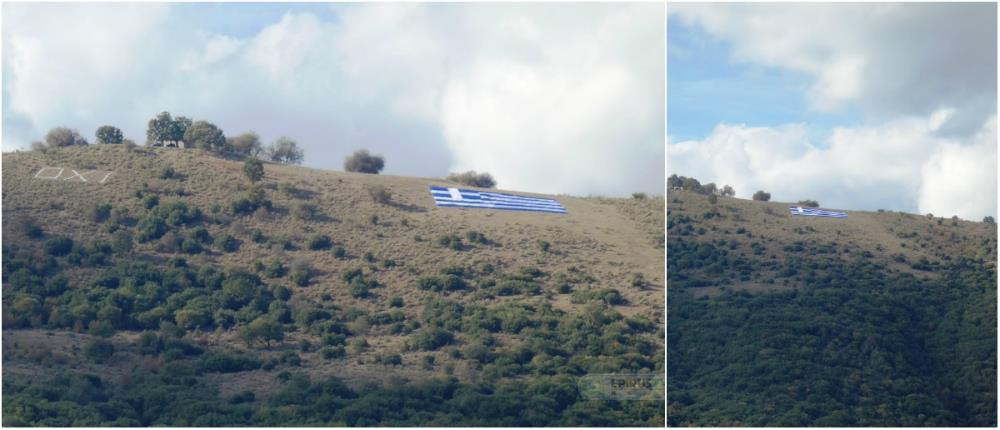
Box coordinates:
[667,194,997,426]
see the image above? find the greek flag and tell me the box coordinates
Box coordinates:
[429,186,567,214]
[789,206,847,218]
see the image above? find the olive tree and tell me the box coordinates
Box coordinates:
[344,149,385,174]
[95,125,124,144]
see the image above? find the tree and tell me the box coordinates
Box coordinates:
[797,200,819,208]
[702,183,718,195]
[95,125,124,144]
[752,191,771,201]
[184,120,226,151]
[983,216,995,224]
[228,132,262,157]
[344,149,384,174]
[266,137,304,164]
[721,185,735,197]
[243,157,264,183]
[44,127,88,147]
[240,317,285,348]
[447,171,497,188]
[147,112,175,146]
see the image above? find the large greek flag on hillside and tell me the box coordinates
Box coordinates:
[789,206,847,218]
[429,186,567,214]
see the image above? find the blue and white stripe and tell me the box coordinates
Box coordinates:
[789,206,848,218]
[430,186,567,214]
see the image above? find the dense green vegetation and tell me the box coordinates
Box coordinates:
[667,191,997,426]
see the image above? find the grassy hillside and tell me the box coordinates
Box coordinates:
[1,145,664,426]
[667,188,996,426]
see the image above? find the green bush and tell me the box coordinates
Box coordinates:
[216,234,240,252]
[412,327,454,351]
[90,203,113,223]
[306,234,332,250]
[83,338,115,363]
[436,234,464,251]
[45,237,74,256]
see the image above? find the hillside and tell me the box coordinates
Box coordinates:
[1,145,664,426]
[667,188,996,426]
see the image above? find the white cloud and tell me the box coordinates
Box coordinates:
[670,3,997,131]
[2,3,664,197]
[668,111,998,220]
[668,3,997,219]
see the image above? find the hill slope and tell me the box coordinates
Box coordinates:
[667,189,996,426]
[1,145,664,426]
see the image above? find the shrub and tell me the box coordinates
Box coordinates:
[292,203,319,221]
[159,167,178,180]
[390,297,404,307]
[45,237,74,256]
[199,351,262,373]
[290,260,312,287]
[537,240,551,253]
[216,234,240,252]
[321,346,346,360]
[332,246,347,259]
[181,237,204,254]
[250,229,267,243]
[629,273,647,290]
[466,231,489,245]
[136,215,167,242]
[632,192,647,199]
[752,191,771,201]
[344,150,385,174]
[142,194,160,209]
[44,127,88,147]
[18,218,43,238]
[417,275,466,292]
[262,260,286,278]
[367,185,392,204]
[446,171,496,188]
[83,338,115,363]
[349,278,371,298]
[377,354,403,366]
[436,234,464,251]
[90,203,113,223]
[412,328,454,351]
[306,234,332,251]
[243,157,264,183]
[797,200,819,208]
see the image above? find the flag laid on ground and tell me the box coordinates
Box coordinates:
[789,206,847,218]
[429,186,567,214]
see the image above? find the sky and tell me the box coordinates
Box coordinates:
[668,3,998,220]
[2,2,664,197]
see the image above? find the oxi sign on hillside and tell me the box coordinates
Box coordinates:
[34,167,113,184]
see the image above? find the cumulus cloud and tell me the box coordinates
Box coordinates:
[668,111,998,220]
[670,3,997,134]
[668,3,997,219]
[3,3,664,196]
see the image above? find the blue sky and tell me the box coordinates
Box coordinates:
[3,3,664,197]
[667,3,997,220]
[667,14,861,144]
